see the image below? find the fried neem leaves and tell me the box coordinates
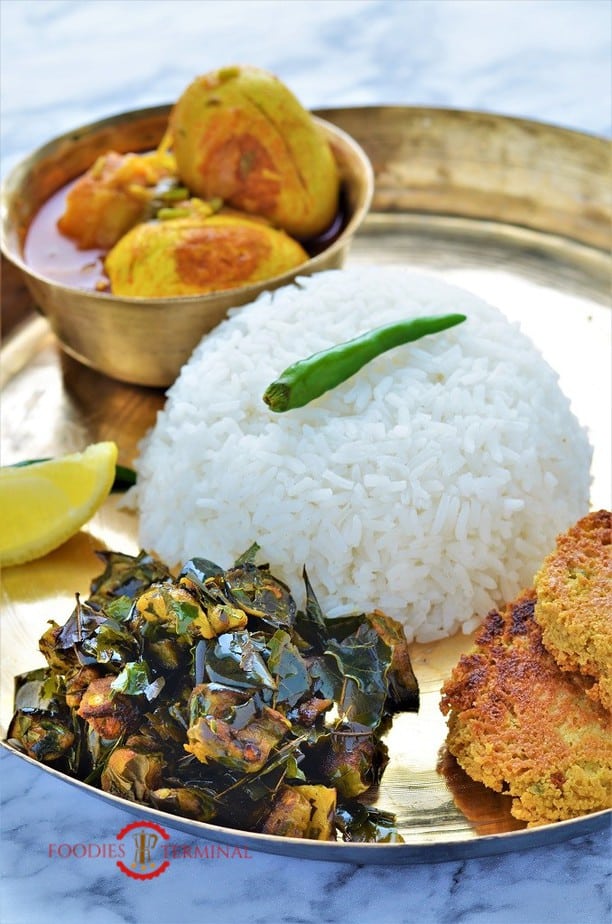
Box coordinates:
[7,547,419,843]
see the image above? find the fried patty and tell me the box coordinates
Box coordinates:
[534,510,612,710]
[440,589,612,826]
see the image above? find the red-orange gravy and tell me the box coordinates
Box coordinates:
[24,177,348,293]
[24,179,109,291]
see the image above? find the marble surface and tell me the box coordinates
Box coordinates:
[1,1,611,923]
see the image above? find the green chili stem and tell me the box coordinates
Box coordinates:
[262,313,467,412]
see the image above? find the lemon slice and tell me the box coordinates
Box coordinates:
[0,441,119,567]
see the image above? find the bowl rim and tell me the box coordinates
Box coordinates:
[0,105,374,308]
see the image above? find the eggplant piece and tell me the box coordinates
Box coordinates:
[135,583,202,633]
[144,634,191,674]
[7,712,75,763]
[7,670,76,764]
[136,582,248,640]
[261,785,315,837]
[149,786,217,822]
[198,604,250,639]
[39,598,119,671]
[101,745,164,801]
[324,726,378,798]
[261,783,336,839]
[177,561,231,611]
[64,665,105,709]
[181,554,296,633]
[305,723,389,799]
[294,784,337,840]
[77,676,141,739]
[45,596,140,670]
[186,708,291,774]
[185,683,291,773]
[188,682,248,724]
[171,730,305,832]
[292,695,333,727]
[222,563,297,630]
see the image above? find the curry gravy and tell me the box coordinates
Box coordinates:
[24,179,109,291]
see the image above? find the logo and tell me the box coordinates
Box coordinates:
[116,820,171,880]
[47,819,252,879]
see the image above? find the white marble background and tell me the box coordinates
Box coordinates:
[1,0,611,178]
[1,1,611,923]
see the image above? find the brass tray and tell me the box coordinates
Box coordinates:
[1,106,610,863]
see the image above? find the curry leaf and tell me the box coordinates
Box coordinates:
[167,595,201,636]
[110,660,164,701]
[105,595,134,623]
[323,623,392,727]
[335,801,404,843]
[234,543,261,566]
[80,619,141,667]
[267,630,311,707]
[309,653,342,702]
[13,670,65,714]
[293,567,329,651]
[179,557,225,588]
[89,550,172,604]
[205,631,276,691]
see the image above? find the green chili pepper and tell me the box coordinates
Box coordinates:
[262,313,467,412]
[110,464,138,492]
[158,186,191,202]
[9,458,137,492]
[156,206,192,221]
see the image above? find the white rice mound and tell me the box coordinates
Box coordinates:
[134,267,592,642]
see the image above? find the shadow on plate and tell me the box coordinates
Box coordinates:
[437,748,526,836]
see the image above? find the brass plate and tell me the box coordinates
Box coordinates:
[1,107,610,863]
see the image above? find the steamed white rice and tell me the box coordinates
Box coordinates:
[134,267,592,642]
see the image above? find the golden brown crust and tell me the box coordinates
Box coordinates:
[534,510,612,710]
[440,589,612,826]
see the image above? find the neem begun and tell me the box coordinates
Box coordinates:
[262,313,467,412]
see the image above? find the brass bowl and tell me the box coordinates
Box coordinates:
[0,105,374,387]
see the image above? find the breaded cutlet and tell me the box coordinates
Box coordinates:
[534,509,612,710]
[440,589,612,826]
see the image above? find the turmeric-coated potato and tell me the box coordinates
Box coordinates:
[104,211,308,297]
[170,65,339,240]
[58,149,176,250]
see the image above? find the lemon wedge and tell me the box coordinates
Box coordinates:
[0,441,119,567]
